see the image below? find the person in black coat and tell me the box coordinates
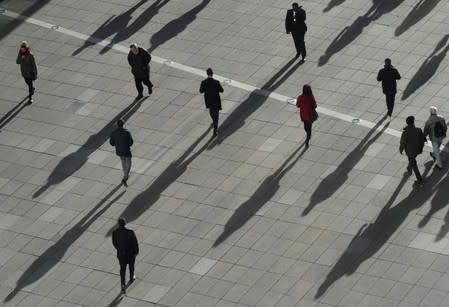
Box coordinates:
[285,2,307,61]
[128,43,153,99]
[400,116,424,186]
[200,68,224,137]
[112,218,139,294]
[377,58,401,121]
[110,119,133,187]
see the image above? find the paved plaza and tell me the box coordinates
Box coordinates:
[1,0,449,306]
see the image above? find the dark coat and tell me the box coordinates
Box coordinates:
[400,125,424,158]
[112,226,139,257]
[285,7,307,33]
[110,128,133,157]
[200,77,223,110]
[424,114,447,142]
[377,65,401,94]
[127,47,151,79]
[16,53,37,80]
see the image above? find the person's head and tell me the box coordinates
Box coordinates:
[117,119,124,128]
[118,217,126,227]
[406,116,415,126]
[384,58,391,67]
[430,106,438,115]
[292,2,299,10]
[302,84,313,97]
[20,41,29,51]
[130,43,138,55]
[206,68,213,77]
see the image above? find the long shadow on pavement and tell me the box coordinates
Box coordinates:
[72,0,170,55]
[323,0,346,13]
[395,0,441,36]
[402,34,449,100]
[106,126,213,235]
[32,97,146,199]
[214,142,307,247]
[0,97,28,131]
[208,57,303,149]
[316,161,443,298]
[148,0,210,53]
[302,115,387,216]
[4,184,125,303]
[319,0,405,66]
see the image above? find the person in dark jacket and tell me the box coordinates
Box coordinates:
[112,217,139,294]
[377,58,401,121]
[296,84,317,148]
[110,119,133,187]
[424,106,446,169]
[16,41,38,104]
[128,43,153,99]
[285,3,307,61]
[200,68,224,137]
[400,116,424,186]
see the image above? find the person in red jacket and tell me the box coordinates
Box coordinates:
[296,84,317,148]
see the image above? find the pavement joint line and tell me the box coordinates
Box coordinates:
[2,8,435,148]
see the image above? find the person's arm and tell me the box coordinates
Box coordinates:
[423,123,430,139]
[377,69,383,82]
[132,231,139,255]
[127,52,132,67]
[112,231,118,249]
[16,52,22,64]
[302,8,306,21]
[399,130,406,154]
[109,134,115,146]
[31,54,38,80]
[395,69,401,80]
[296,96,301,108]
[128,132,134,147]
[313,98,317,109]
[285,11,290,33]
[200,80,205,93]
[218,81,224,93]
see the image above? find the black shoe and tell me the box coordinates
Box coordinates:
[148,86,153,95]
[435,165,443,170]
[213,130,218,137]
[129,275,136,284]
[295,53,300,59]
[121,179,128,187]
[406,167,412,174]
[28,97,33,104]
[121,285,126,294]
[136,94,143,100]
[414,180,424,187]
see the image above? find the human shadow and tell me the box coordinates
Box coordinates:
[106,126,213,235]
[0,97,29,131]
[208,57,303,149]
[147,0,210,53]
[323,0,346,13]
[303,115,387,216]
[213,143,307,247]
[316,161,441,298]
[4,185,125,303]
[72,0,170,55]
[402,34,449,100]
[32,97,146,198]
[318,0,405,66]
[395,0,441,36]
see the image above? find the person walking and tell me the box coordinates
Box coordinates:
[296,84,317,148]
[200,68,223,137]
[424,106,447,170]
[112,218,139,294]
[128,43,153,99]
[400,116,425,186]
[16,41,37,104]
[377,58,401,121]
[110,119,133,187]
[285,2,307,61]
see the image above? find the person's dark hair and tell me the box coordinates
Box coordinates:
[406,116,415,126]
[385,58,391,66]
[117,119,124,128]
[118,217,126,227]
[292,2,299,8]
[302,84,313,97]
[206,68,213,76]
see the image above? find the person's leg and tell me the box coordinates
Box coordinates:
[118,257,127,289]
[209,109,219,134]
[298,33,306,59]
[128,256,136,283]
[291,32,301,56]
[120,157,127,181]
[124,157,132,181]
[432,140,443,168]
[385,93,394,116]
[408,156,423,182]
[304,121,312,146]
[141,75,153,94]
[134,76,143,96]
[24,78,34,101]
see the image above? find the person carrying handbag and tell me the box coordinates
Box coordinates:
[16,41,38,104]
[296,84,317,148]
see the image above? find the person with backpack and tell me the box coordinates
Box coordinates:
[296,84,318,148]
[110,119,134,187]
[424,106,447,170]
[400,116,425,186]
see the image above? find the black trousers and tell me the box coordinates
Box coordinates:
[291,31,306,58]
[408,156,422,181]
[24,78,34,97]
[118,255,135,286]
[134,75,153,95]
[209,108,219,133]
[304,121,312,143]
[385,93,395,116]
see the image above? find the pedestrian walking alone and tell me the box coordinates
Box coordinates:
[377,58,401,121]
[200,68,223,137]
[16,41,37,104]
[128,43,153,100]
[296,84,317,148]
[424,106,447,170]
[110,119,133,187]
[400,116,425,186]
[285,2,307,61]
[112,218,139,294]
